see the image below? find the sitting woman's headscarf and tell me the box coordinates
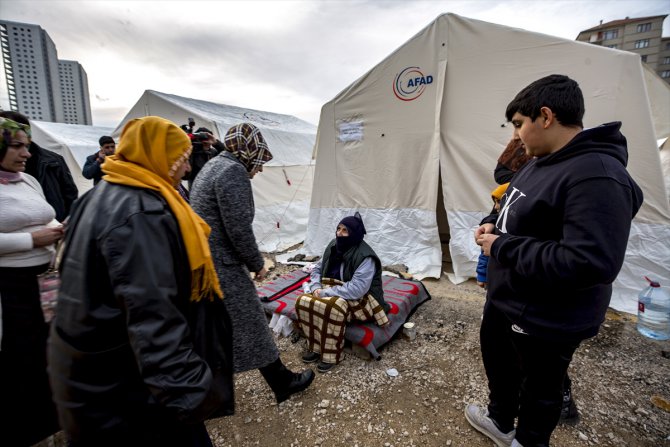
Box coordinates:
[102,116,222,301]
[327,212,367,279]
[222,123,273,172]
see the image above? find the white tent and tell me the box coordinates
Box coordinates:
[29,121,114,195]
[642,64,670,145]
[660,137,670,203]
[304,13,670,314]
[642,64,670,203]
[113,90,317,253]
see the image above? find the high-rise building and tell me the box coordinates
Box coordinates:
[59,60,92,125]
[576,15,670,84]
[0,20,92,124]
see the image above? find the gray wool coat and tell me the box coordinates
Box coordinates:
[190,152,279,373]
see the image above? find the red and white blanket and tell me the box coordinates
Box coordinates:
[258,270,431,359]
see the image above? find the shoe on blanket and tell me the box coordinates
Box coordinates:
[302,351,320,363]
[317,361,336,373]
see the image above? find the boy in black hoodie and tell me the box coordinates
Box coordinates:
[465,75,643,447]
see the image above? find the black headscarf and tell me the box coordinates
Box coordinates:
[336,213,366,253]
[327,213,367,279]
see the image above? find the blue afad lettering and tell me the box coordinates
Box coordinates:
[406,75,433,87]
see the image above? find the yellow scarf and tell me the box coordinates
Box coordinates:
[102,116,222,301]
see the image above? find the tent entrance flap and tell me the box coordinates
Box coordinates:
[436,171,452,272]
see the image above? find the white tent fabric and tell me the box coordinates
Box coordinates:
[643,65,670,204]
[660,138,670,203]
[304,13,670,315]
[29,121,114,195]
[114,90,316,252]
[642,64,670,144]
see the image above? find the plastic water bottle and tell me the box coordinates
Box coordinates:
[637,276,670,341]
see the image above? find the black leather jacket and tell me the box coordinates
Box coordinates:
[24,142,78,222]
[48,181,232,443]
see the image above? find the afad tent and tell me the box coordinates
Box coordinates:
[304,13,670,314]
[113,90,317,253]
[29,121,114,194]
[642,64,670,202]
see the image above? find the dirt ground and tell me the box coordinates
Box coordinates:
[206,263,670,447]
[38,263,670,447]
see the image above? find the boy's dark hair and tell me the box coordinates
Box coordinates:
[99,136,114,146]
[505,74,584,128]
[0,110,30,126]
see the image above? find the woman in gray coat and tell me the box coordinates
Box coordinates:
[190,123,314,404]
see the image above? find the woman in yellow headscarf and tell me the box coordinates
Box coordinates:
[48,116,233,447]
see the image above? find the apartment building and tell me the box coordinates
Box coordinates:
[659,37,670,81]
[576,15,670,84]
[59,60,92,125]
[0,20,92,124]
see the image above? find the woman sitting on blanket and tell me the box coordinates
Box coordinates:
[296,213,391,373]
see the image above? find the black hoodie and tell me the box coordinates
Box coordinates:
[484,122,643,342]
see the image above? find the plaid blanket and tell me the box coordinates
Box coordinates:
[258,270,431,359]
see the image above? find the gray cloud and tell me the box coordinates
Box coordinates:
[1,0,668,127]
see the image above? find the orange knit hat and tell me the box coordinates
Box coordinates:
[491,182,510,201]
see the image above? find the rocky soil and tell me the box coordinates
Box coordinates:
[207,263,670,447]
[37,263,670,447]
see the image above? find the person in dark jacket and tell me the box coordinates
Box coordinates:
[494,137,580,425]
[190,122,314,404]
[296,213,391,373]
[48,116,233,446]
[82,135,115,185]
[465,75,643,447]
[184,127,223,189]
[0,111,78,222]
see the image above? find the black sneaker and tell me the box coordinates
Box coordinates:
[317,361,336,373]
[559,391,580,425]
[302,351,320,363]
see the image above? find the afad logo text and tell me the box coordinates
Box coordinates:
[393,66,433,101]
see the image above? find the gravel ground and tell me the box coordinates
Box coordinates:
[37,263,670,447]
[206,264,670,447]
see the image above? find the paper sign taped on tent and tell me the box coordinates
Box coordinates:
[337,119,364,142]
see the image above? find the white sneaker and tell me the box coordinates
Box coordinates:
[511,439,524,447]
[464,403,515,447]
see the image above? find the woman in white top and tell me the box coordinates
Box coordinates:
[0,117,63,446]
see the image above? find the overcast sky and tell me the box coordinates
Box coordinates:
[1,0,668,128]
